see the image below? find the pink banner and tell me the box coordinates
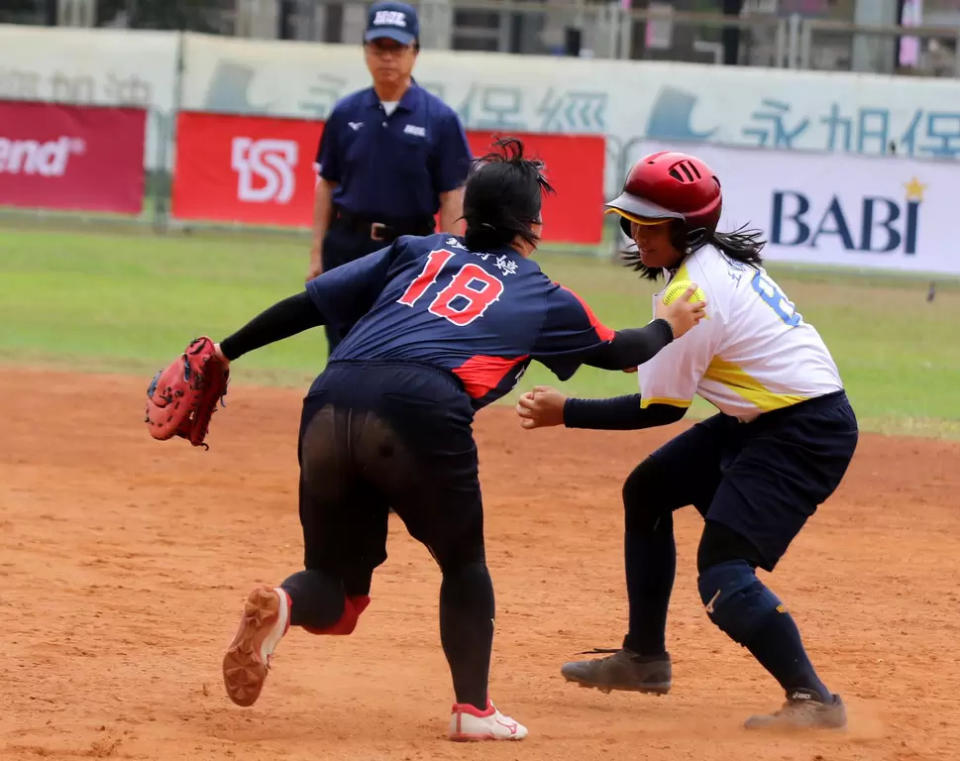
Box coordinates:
[0,101,146,214]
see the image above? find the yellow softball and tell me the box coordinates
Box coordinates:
[662,279,706,306]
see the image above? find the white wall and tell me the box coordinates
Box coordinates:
[180,32,960,192]
[6,25,960,174]
[2,25,959,273]
[0,24,179,169]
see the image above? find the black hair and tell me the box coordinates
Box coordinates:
[621,220,766,280]
[463,137,554,251]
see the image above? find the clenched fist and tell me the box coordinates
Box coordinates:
[516,386,568,429]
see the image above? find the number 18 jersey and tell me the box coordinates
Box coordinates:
[636,246,842,422]
[305,233,615,409]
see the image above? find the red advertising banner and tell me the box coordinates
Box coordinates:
[173,112,321,227]
[466,131,604,244]
[172,111,604,244]
[0,101,145,214]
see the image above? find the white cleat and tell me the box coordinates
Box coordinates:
[222,585,290,707]
[448,700,528,741]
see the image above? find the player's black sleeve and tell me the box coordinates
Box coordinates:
[563,393,686,430]
[579,319,674,370]
[221,243,403,360]
[220,292,323,361]
[305,241,400,325]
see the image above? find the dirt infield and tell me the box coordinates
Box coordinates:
[3,368,959,761]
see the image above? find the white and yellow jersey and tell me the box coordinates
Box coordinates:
[637,246,842,422]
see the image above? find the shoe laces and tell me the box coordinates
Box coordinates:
[777,697,819,716]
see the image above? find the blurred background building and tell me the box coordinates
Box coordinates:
[2,1,959,77]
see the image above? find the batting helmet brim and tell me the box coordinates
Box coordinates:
[604,195,680,237]
[604,191,685,223]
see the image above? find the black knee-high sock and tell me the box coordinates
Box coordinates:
[745,607,831,702]
[281,569,345,629]
[439,561,494,710]
[622,511,676,656]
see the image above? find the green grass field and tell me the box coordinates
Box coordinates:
[2,225,958,438]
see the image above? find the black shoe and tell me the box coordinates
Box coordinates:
[560,648,671,694]
[744,689,847,730]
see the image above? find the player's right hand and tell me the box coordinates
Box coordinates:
[516,386,567,429]
[306,247,323,281]
[656,284,706,340]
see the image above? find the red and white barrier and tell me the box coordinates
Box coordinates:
[171,111,605,244]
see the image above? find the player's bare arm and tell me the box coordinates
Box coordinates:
[438,187,465,235]
[308,177,337,281]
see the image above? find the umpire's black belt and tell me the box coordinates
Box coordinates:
[332,206,435,242]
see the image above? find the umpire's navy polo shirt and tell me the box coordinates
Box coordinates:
[315,83,471,221]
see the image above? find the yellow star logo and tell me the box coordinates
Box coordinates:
[905,177,927,202]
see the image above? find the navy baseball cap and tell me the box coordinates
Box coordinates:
[365,1,419,46]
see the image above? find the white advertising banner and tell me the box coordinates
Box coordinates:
[0,24,179,168]
[181,32,960,194]
[636,140,960,275]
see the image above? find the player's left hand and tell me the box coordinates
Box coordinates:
[516,386,567,429]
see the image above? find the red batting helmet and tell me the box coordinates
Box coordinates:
[606,151,722,239]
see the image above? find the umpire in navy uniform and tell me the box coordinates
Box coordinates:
[308,0,472,351]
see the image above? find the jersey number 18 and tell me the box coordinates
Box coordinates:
[397,249,505,326]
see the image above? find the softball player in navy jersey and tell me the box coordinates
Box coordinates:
[517,151,859,730]
[215,140,705,740]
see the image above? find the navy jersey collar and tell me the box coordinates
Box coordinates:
[396,83,421,112]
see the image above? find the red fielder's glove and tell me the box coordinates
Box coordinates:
[144,336,229,448]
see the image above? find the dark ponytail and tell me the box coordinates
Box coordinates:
[621,220,765,280]
[709,225,765,266]
[463,137,554,251]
